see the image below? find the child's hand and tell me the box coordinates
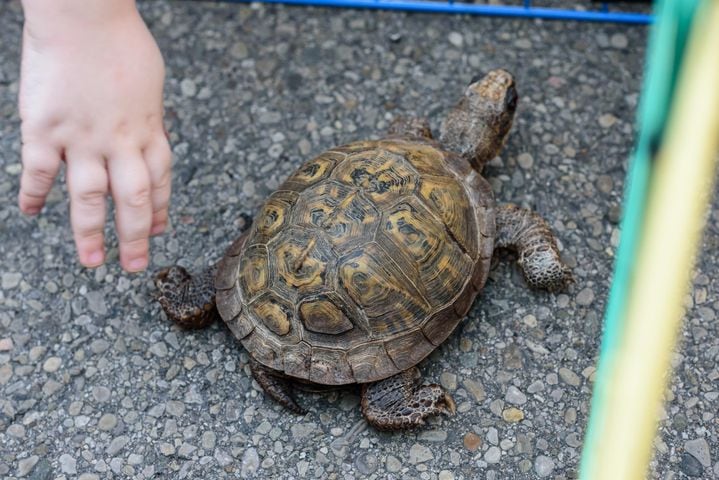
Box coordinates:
[18,0,171,272]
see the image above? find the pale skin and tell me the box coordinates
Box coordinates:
[18,0,170,272]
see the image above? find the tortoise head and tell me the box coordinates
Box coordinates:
[439,69,518,172]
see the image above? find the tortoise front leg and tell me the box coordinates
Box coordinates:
[495,203,573,291]
[154,265,218,329]
[250,358,306,415]
[360,368,455,431]
[387,116,433,139]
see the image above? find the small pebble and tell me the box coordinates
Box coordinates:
[230,41,248,59]
[409,443,434,464]
[502,407,525,423]
[16,456,39,477]
[215,449,233,467]
[59,454,77,475]
[484,446,501,464]
[680,452,704,477]
[464,432,482,452]
[92,386,111,402]
[2,272,22,289]
[355,453,378,475]
[106,435,129,455]
[439,470,455,480]
[386,455,402,472]
[463,379,486,402]
[598,113,618,128]
[610,33,629,49]
[241,447,260,477]
[440,372,457,391]
[0,338,13,351]
[202,431,217,450]
[517,153,534,169]
[29,346,46,361]
[166,400,186,416]
[98,414,118,431]
[448,32,463,47]
[559,367,581,387]
[7,424,25,438]
[684,438,711,467]
[576,288,595,306]
[534,455,555,477]
[42,357,62,373]
[180,78,197,97]
[159,443,175,456]
[505,386,527,405]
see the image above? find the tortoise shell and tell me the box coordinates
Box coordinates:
[215,137,496,385]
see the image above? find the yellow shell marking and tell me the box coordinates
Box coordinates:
[253,191,299,243]
[382,200,473,307]
[293,181,379,248]
[339,244,430,336]
[299,296,354,335]
[333,150,418,206]
[380,141,448,177]
[239,245,269,299]
[283,154,338,190]
[418,175,477,256]
[275,235,327,290]
[250,293,291,336]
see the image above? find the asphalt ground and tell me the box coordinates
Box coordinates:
[0,1,717,479]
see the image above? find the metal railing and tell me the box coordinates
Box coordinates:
[218,0,653,24]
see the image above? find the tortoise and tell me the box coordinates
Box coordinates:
[154,69,572,431]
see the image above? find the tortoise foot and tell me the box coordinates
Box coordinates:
[360,368,455,431]
[154,265,218,329]
[250,359,307,415]
[495,203,573,292]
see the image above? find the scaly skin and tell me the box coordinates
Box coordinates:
[360,368,456,431]
[154,265,217,329]
[495,204,573,292]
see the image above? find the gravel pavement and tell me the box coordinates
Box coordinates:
[1,1,717,478]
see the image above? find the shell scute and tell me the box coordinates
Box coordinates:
[252,190,298,244]
[281,152,341,191]
[332,149,419,207]
[309,348,353,384]
[292,181,379,250]
[338,243,431,337]
[299,294,354,335]
[378,197,474,308]
[249,291,298,341]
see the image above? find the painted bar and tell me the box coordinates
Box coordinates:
[222,0,653,24]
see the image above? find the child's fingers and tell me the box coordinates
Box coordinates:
[144,134,172,236]
[66,155,109,268]
[108,151,152,272]
[19,142,62,214]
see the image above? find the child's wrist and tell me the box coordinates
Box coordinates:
[22,0,139,43]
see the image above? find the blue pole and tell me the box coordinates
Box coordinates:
[219,0,653,24]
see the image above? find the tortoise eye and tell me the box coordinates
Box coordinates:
[470,73,484,85]
[505,88,518,111]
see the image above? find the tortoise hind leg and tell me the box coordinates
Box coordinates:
[495,204,573,291]
[360,368,455,431]
[154,265,218,329]
[250,359,307,415]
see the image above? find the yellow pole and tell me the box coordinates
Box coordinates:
[593,2,719,478]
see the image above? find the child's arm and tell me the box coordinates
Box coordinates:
[19,0,171,272]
